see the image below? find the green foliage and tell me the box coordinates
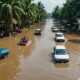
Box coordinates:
[36,2,47,22]
[0,0,47,36]
[52,0,80,32]
[52,0,80,20]
[52,6,62,19]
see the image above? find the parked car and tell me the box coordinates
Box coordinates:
[34,29,42,35]
[53,45,69,63]
[55,32,65,42]
[60,26,67,32]
[0,48,10,58]
[51,27,58,32]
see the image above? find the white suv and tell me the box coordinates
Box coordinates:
[55,32,65,42]
[53,45,69,63]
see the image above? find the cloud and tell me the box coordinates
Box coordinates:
[34,0,66,13]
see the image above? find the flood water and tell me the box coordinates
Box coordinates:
[0,19,80,80]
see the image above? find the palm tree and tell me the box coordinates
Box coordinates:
[23,1,47,26]
[36,2,47,22]
[21,0,35,27]
[0,0,25,36]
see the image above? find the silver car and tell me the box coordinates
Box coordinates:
[53,45,69,63]
[55,32,65,42]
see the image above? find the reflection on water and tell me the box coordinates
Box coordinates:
[54,63,69,68]
[0,19,80,80]
[0,25,36,80]
[69,39,80,43]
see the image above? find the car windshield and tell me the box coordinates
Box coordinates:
[55,49,66,55]
[56,34,63,37]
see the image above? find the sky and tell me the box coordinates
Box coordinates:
[34,0,66,13]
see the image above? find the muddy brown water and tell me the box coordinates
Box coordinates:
[0,19,80,80]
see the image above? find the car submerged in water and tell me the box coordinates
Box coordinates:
[55,32,65,42]
[0,48,10,58]
[51,27,59,32]
[60,26,67,32]
[53,45,70,63]
[34,29,42,35]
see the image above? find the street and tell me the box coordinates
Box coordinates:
[0,19,80,80]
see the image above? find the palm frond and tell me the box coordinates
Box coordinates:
[14,6,25,15]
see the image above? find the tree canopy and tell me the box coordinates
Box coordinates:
[0,0,47,36]
[52,0,80,20]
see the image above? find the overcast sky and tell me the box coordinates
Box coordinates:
[34,0,66,13]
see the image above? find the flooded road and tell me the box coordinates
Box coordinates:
[0,19,80,80]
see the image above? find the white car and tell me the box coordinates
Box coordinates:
[55,32,65,42]
[51,27,58,32]
[34,29,42,35]
[53,45,69,62]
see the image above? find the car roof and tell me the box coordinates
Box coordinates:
[56,32,63,35]
[55,45,66,49]
[36,29,41,31]
[52,27,57,28]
